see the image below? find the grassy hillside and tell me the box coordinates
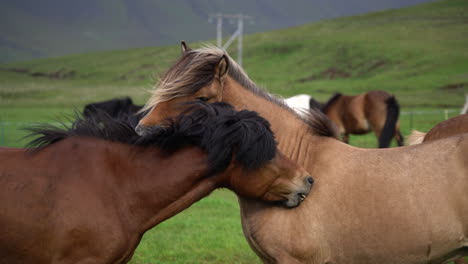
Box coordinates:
[1,0,433,63]
[1,0,467,148]
[0,1,467,263]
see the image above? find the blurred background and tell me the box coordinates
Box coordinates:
[1,0,467,263]
[1,0,434,63]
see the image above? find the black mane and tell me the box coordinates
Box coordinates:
[83,97,145,128]
[27,102,277,174]
[321,93,343,113]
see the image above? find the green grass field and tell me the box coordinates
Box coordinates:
[1,0,467,262]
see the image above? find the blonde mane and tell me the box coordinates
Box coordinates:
[143,45,337,138]
[406,130,426,145]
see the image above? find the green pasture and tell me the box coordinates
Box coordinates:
[1,0,467,262]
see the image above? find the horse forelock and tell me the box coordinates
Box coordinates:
[142,45,226,113]
[204,108,277,172]
[144,44,337,138]
[139,102,278,174]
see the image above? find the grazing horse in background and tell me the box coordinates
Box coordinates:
[135,43,468,264]
[407,114,468,145]
[83,96,144,127]
[0,102,313,264]
[319,91,404,148]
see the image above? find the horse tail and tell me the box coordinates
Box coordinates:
[379,96,400,148]
[406,130,426,146]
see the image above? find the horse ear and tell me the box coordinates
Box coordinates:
[181,41,191,54]
[215,54,229,80]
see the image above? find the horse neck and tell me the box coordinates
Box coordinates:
[116,146,220,233]
[223,77,323,168]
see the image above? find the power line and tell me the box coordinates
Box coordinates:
[208,13,253,66]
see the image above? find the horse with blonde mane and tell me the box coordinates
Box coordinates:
[407,114,468,146]
[136,43,468,264]
[0,102,313,264]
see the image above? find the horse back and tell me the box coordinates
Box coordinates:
[322,138,468,263]
[424,114,468,142]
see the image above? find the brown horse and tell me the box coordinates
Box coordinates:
[136,43,468,264]
[318,91,404,148]
[0,102,313,264]
[408,114,468,146]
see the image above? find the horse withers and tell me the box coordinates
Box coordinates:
[135,42,468,264]
[0,102,313,264]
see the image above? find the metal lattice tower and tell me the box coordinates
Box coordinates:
[209,13,253,66]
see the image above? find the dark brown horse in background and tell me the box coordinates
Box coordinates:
[0,102,313,264]
[318,91,404,148]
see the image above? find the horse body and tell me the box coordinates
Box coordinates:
[0,139,213,263]
[425,114,468,142]
[326,93,370,135]
[407,114,468,146]
[241,137,468,264]
[0,103,313,263]
[136,44,468,263]
[220,77,468,264]
[322,90,404,147]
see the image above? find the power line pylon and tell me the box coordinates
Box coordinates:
[209,13,253,66]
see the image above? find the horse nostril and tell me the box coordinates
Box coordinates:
[306,176,314,185]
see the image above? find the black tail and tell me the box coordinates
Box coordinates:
[379,96,400,148]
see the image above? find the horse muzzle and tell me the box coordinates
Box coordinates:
[282,176,314,208]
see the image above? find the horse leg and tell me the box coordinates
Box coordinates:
[342,133,350,144]
[394,129,404,146]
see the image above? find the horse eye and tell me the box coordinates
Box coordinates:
[196,97,210,102]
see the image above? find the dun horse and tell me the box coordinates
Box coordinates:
[136,43,468,264]
[407,114,468,145]
[318,91,404,148]
[0,102,313,264]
